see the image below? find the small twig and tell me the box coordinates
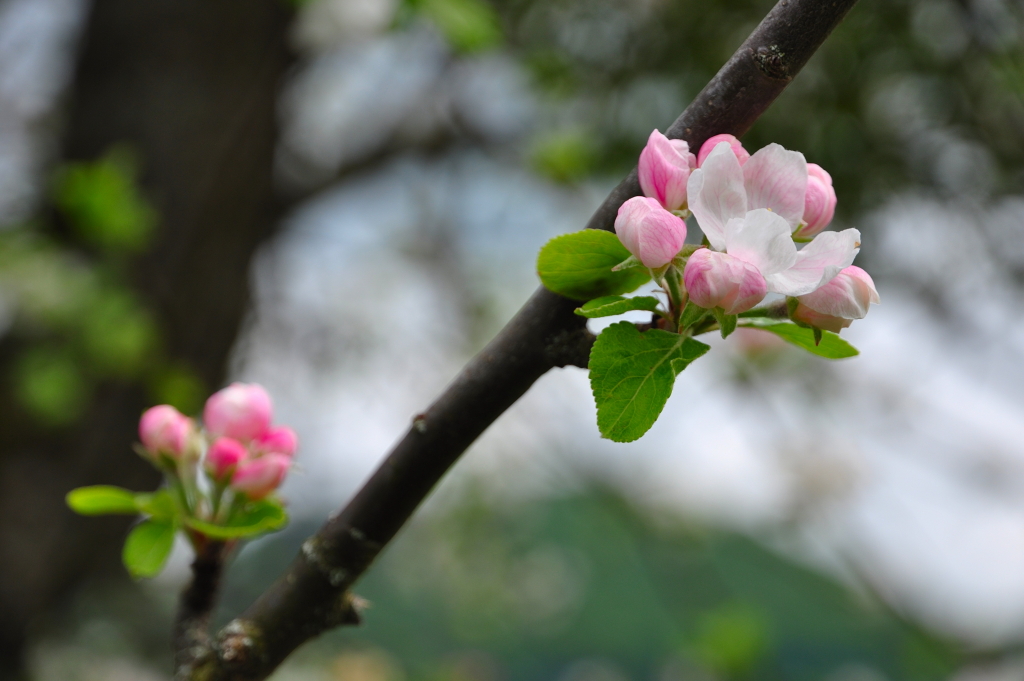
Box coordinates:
[174,539,228,680]
[186,1,861,678]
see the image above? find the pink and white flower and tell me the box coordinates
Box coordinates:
[684,248,767,315]
[686,142,861,298]
[254,426,298,458]
[796,163,837,239]
[231,453,291,500]
[203,383,273,443]
[638,129,696,212]
[205,436,248,481]
[791,265,879,332]
[139,405,192,459]
[697,134,750,168]
[614,196,688,269]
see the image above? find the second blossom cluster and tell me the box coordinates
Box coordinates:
[615,130,878,332]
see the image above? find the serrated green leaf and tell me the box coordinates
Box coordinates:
[67,486,138,516]
[575,295,660,319]
[740,320,859,359]
[122,519,175,578]
[134,489,177,521]
[589,322,710,442]
[185,499,288,539]
[712,308,738,339]
[538,230,651,300]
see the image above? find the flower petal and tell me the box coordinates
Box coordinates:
[723,208,797,275]
[683,248,767,315]
[798,265,879,319]
[687,142,746,251]
[764,228,861,296]
[743,143,807,228]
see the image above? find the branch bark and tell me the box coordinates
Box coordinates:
[175,541,229,681]
[184,0,860,677]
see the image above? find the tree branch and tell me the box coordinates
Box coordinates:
[174,540,228,680]
[188,0,860,677]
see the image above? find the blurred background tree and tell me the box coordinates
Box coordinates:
[3,0,1024,679]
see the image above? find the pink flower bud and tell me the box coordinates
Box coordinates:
[230,453,291,500]
[254,426,298,458]
[139,405,192,459]
[614,196,688,269]
[795,163,837,239]
[697,134,750,168]
[792,265,879,332]
[205,437,248,481]
[683,248,767,315]
[203,383,272,442]
[638,129,696,211]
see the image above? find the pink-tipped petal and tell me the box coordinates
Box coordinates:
[203,383,273,442]
[697,134,750,167]
[796,163,837,238]
[723,209,797,276]
[231,453,291,500]
[743,143,808,228]
[139,405,192,459]
[638,130,696,211]
[687,143,747,250]
[764,229,861,297]
[255,426,298,458]
[683,249,767,315]
[790,303,853,333]
[205,437,248,481]
[797,265,879,321]
[614,196,687,268]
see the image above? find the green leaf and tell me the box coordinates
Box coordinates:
[67,486,138,516]
[122,519,175,578]
[679,301,710,330]
[185,499,288,539]
[134,489,177,521]
[740,320,859,359]
[589,322,710,442]
[538,230,651,300]
[712,308,738,339]
[575,295,661,319]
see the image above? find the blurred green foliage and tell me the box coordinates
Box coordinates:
[219,486,965,681]
[0,146,205,425]
[402,0,503,53]
[53,146,156,254]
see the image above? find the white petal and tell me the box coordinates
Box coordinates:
[764,228,861,296]
[687,142,746,251]
[743,143,807,228]
[723,209,797,275]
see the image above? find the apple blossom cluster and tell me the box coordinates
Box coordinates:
[616,130,879,332]
[66,383,294,577]
[139,383,296,501]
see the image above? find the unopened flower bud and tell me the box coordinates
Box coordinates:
[203,383,272,442]
[614,196,687,269]
[697,134,750,168]
[638,129,696,211]
[254,426,298,458]
[139,405,192,459]
[683,248,767,315]
[791,265,879,332]
[231,453,291,500]
[205,437,248,481]
[795,163,837,239]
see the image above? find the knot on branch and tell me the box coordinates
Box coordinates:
[754,44,791,80]
[213,619,265,671]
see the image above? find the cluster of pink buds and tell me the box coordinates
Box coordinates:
[613,129,878,333]
[138,383,296,501]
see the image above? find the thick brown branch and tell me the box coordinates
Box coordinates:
[188,0,860,677]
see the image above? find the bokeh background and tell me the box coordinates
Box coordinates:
[2,0,1024,679]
